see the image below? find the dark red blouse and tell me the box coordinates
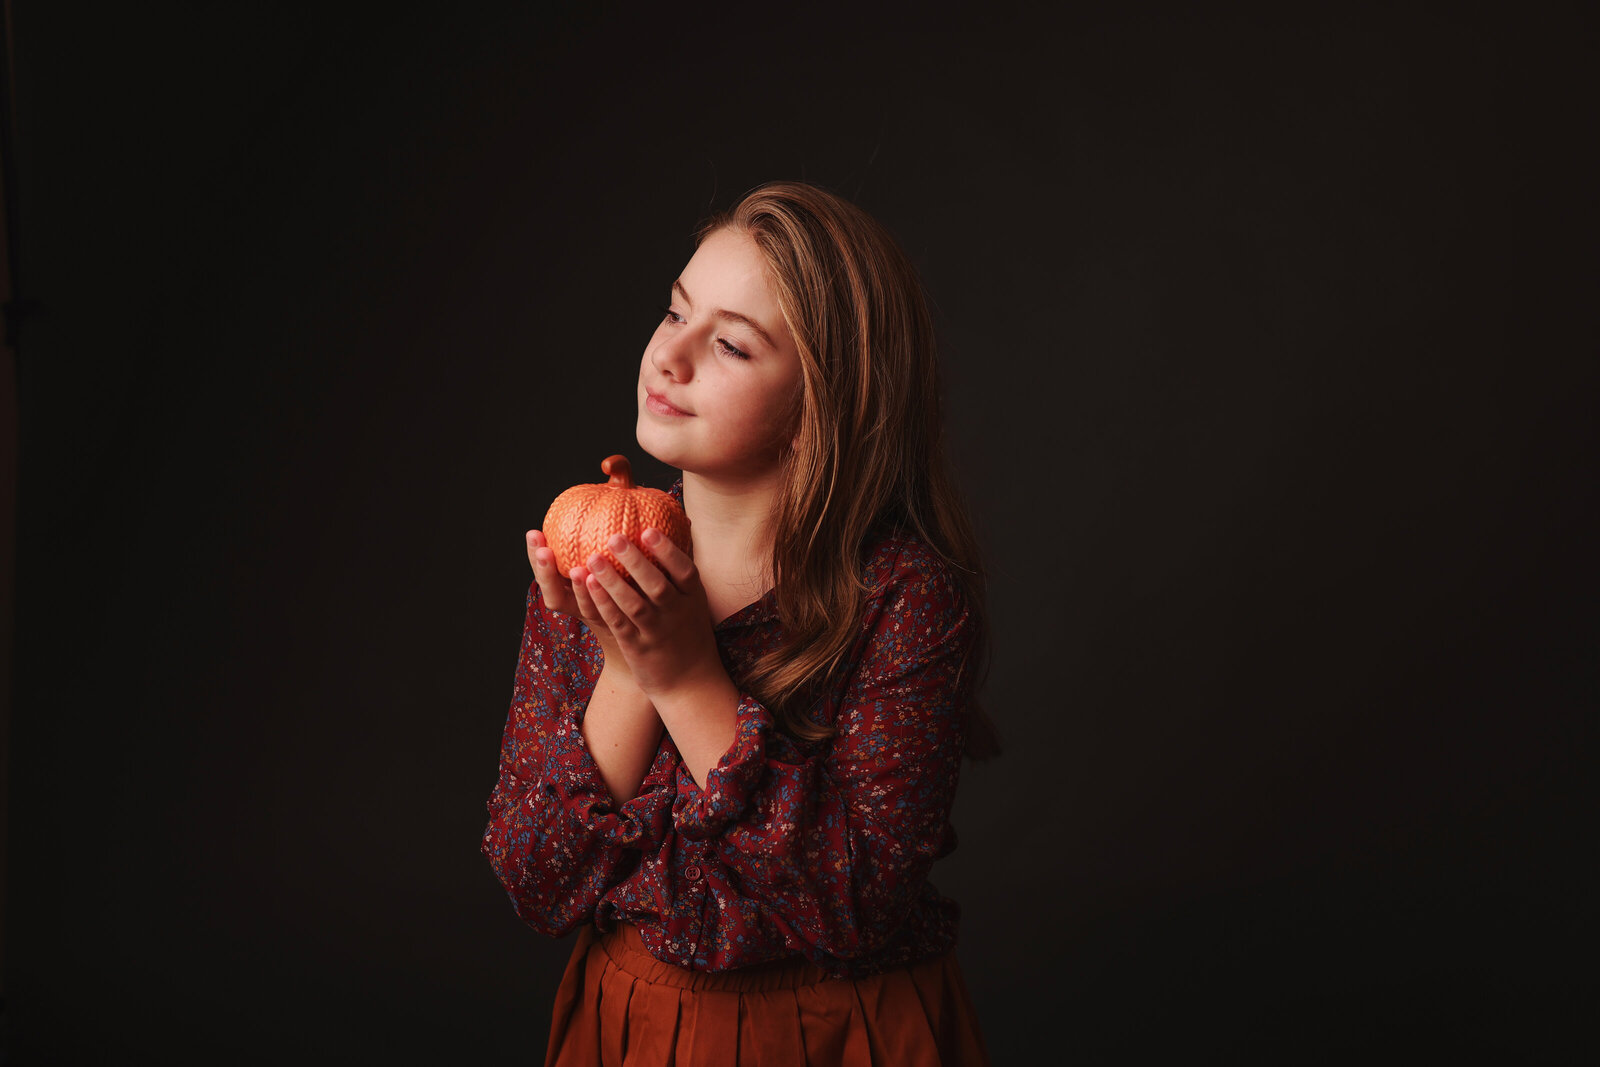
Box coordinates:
[481,524,976,979]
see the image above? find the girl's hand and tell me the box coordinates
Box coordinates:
[578,528,726,697]
[526,530,627,667]
[526,530,580,615]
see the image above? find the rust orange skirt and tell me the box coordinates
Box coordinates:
[544,921,991,1066]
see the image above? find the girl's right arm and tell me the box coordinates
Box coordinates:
[528,530,663,805]
[480,558,675,937]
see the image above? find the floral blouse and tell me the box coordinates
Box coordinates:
[480,521,976,980]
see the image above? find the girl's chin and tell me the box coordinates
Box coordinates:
[636,421,788,482]
[634,422,682,469]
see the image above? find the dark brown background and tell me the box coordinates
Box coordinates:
[5,4,1590,1063]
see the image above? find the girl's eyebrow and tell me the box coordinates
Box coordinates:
[672,279,776,350]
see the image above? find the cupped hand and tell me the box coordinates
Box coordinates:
[577,528,726,697]
[526,529,629,660]
[526,530,580,615]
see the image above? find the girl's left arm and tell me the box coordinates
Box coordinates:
[583,534,976,970]
[570,532,740,791]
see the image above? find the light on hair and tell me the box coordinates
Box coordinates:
[696,182,1000,762]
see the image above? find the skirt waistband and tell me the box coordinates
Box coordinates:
[593,922,844,993]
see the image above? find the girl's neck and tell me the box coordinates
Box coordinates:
[681,470,779,620]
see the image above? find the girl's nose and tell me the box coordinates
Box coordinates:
[650,330,694,381]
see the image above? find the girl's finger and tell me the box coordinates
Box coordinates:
[529,532,570,588]
[583,570,634,633]
[525,530,543,573]
[587,553,650,620]
[640,528,699,589]
[529,533,562,578]
[535,548,566,581]
[569,566,604,622]
[527,531,580,613]
[607,535,672,601]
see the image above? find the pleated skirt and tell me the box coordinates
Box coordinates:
[544,921,991,1066]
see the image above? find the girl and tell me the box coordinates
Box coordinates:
[483,181,1001,1066]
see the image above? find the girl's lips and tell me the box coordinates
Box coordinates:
[645,390,692,416]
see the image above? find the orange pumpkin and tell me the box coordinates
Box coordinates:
[542,455,692,582]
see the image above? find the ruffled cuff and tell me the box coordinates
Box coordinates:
[672,693,773,840]
[543,702,671,852]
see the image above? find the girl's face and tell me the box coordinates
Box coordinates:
[636,227,803,485]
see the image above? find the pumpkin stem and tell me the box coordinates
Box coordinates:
[601,454,634,489]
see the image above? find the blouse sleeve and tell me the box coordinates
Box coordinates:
[666,542,975,968]
[480,583,675,937]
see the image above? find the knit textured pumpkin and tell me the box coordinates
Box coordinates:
[542,455,692,582]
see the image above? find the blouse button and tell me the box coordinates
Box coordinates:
[684,864,704,881]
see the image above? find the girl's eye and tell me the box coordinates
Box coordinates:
[656,305,746,360]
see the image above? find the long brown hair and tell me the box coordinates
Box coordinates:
[698,181,1001,762]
